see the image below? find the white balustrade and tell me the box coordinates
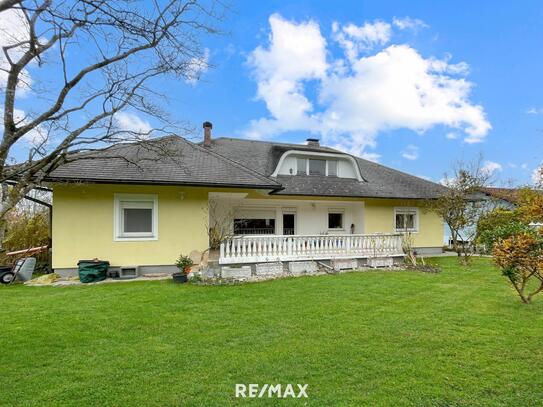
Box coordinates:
[219,233,403,264]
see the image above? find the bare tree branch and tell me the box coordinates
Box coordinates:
[0,0,21,13]
[0,0,225,247]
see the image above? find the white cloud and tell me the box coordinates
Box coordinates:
[401,144,419,160]
[446,132,459,139]
[333,20,391,60]
[115,112,152,134]
[481,160,502,175]
[521,163,528,170]
[185,48,210,85]
[245,15,491,156]
[0,8,32,94]
[246,14,327,139]
[526,107,543,114]
[392,16,428,32]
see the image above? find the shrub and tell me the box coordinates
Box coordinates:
[477,209,529,253]
[493,231,543,304]
[174,254,194,274]
[0,209,50,272]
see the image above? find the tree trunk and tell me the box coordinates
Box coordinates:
[527,281,543,304]
[509,277,530,304]
[0,183,7,251]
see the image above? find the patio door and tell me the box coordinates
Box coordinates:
[283,212,296,235]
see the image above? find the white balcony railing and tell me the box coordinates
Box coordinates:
[219,233,404,264]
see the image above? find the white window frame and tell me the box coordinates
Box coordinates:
[308,158,327,176]
[327,209,345,230]
[114,194,158,241]
[326,160,338,176]
[296,157,308,175]
[394,207,419,233]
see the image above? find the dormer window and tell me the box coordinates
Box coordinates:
[274,150,363,181]
[295,157,339,177]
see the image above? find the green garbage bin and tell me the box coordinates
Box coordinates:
[78,260,110,283]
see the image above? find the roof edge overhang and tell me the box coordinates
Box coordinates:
[44,177,283,191]
[269,191,440,200]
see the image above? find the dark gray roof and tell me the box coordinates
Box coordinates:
[207,137,446,199]
[205,137,338,177]
[46,135,446,199]
[45,136,280,189]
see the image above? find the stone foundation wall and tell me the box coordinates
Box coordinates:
[196,256,405,283]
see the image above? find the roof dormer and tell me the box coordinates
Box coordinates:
[271,150,363,181]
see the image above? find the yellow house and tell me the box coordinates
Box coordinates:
[47,123,445,276]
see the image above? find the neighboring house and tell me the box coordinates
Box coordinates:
[45,122,446,276]
[443,187,518,247]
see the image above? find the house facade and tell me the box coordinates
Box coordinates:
[47,123,446,275]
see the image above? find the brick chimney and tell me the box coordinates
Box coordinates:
[203,121,212,147]
[306,138,320,148]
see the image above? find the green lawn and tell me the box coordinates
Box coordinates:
[1,257,543,406]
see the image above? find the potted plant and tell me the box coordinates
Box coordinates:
[173,254,194,283]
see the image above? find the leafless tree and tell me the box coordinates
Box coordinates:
[534,165,543,189]
[401,231,417,267]
[206,197,234,250]
[426,157,494,264]
[0,0,225,246]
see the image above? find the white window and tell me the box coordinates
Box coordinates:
[328,211,344,229]
[327,160,338,176]
[296,158,307,175]
[394,207,419,232]
[309,158,326,175]
[114,194,158,240]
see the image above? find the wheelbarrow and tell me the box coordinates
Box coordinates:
[0,245,48,285]
[0,257,37,284]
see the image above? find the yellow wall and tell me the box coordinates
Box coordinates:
[52,184,444,269]
[364,199,444,247]
[52,184,210,269]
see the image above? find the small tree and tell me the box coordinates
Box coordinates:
[477,208,530,253]
[426,159,492,263]
[206,197,234,250]
[401,231,417,266]
[493,231,543,304]
[514,187,543,224]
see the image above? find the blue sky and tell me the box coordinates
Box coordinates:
[157,0,542,185]
[4,1,542,185]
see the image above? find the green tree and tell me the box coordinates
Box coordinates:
[477,208,529,253]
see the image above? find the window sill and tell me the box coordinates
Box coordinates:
[114,236,158,242]
[395,230,419,234]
